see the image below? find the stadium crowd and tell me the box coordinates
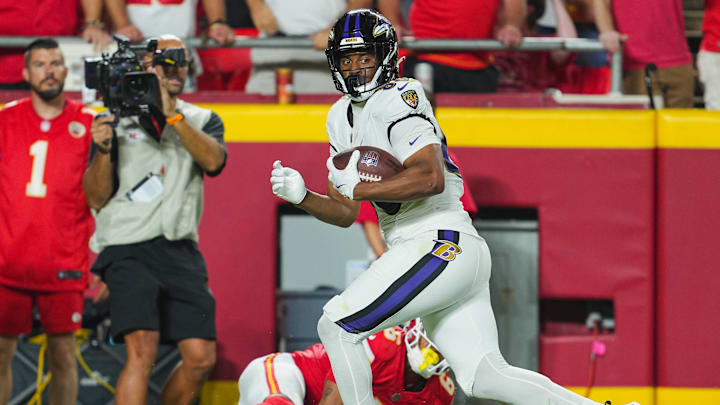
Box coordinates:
[0,0,717,107]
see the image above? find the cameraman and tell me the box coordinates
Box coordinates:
[83,35,227,405]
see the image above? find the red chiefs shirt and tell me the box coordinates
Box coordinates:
[290,343,332,405]
[292,327,455,405]
[0,98,94,292]
[409,0,499,70]
[702,0,720,53]
[611,0,691,69]
[0,1,82,83]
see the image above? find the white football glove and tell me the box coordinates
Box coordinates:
[270,160,308,204]
[326,150,361,200]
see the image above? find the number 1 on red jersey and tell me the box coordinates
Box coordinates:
[26,140,48,198]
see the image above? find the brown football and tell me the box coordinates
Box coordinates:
[332,146,404,182]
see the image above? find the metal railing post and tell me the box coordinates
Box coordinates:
[610,46,624,95]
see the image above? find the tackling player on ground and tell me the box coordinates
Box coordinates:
[238,319,453,405]
[270,9,640,405]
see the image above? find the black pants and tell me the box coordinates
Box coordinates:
[92,236,216,343]
[405,57,500,93]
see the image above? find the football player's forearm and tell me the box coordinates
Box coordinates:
[354,146,445,202]
[83,157,114,210]
[354,166,444,202]
[298,191,358,228]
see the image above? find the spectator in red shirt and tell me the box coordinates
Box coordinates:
[237,320,455,405]
[0,38,96,405]
[593,0,694,107]
[405,0,527,93]
[0,0,110,89]
[698,0,720,110]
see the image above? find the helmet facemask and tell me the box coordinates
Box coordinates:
[404,319,450,379]
[326,9,399,102]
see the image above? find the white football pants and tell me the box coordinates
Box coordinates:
[318,230,602,405]
[237,353,305,405]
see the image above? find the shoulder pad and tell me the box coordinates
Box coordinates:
[371,78,431,121]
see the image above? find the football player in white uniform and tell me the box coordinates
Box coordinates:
[270,9,639,405]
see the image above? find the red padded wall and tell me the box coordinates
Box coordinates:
[453,147,655,386]
[656,148,720,387]
[200,142,330,379]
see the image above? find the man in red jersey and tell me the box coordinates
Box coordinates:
[698,0,720,110]
[593,0,694,107]
[404,0,527,93]
[0,38,96,405]
[237,320,455,405]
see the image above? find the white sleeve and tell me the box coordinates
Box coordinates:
[388,116,440,164]
[327,115,340,158]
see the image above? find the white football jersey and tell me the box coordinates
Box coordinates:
[127,0,198,39]
[326,78,479,245]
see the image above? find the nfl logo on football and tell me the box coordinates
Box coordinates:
[361,151,379,167]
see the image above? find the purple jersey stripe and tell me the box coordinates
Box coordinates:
[340,254,445,332]
[441,141,461,175]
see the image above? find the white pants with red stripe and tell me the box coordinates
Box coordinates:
[237,353,305,405]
